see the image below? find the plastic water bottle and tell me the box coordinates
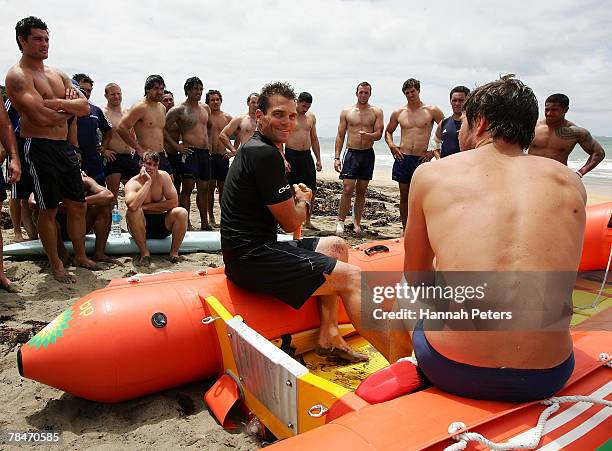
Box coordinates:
[111,205,122,238]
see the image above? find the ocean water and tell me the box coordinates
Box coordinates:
[316,136,612,183]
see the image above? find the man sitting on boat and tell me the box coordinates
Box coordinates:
[221,81,368,363]
[125,151,188,266]
[364,75,586,401]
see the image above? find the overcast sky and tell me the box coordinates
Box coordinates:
[1,0,611,137]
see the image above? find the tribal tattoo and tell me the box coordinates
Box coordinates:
[554,126,581,141]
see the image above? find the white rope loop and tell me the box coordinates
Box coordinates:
[445,392,611,451]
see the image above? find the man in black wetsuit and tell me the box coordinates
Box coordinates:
[432,86,470,159]
[221,81,368,362]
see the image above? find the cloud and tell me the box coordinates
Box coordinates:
[1,0,611,136]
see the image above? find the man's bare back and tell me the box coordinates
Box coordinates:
[408,145,585,369]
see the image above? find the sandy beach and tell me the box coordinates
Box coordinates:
[0,173,610,449]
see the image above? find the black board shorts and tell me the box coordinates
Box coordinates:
[22,137,85,209]
[210,153,230,181]
[182,148,211,181]
[285,148,316,190]
[145,212,171,239]
[224,237,337,310]
[12,140,34,200]
[339,148,375,181]
[104,153,140,180]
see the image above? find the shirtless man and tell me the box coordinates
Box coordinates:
[125,151,188,266]
[432,85,470,159]
[360,75,584,402]
[205,89,232,227]
[0,98,22,292]
[334,82,384,236]
[102,83,139,201]
[5,16,97,283]
[116,75,173,176]
[164,77,213,230]
[219,92,259,153]
[285,91,322,230]
[385,78,444,231]
[529,93,605,177]
[162,90,182,194]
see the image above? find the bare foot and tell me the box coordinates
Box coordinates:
[353,225,364,237]
[52,268,77,284]
[74,257,102,271]
[93,253,118,264]
[303,221,319,231]
[315,345,369,363]
[168,254,180,263]
[14,233,25,243]
[201,223,213,231]
[209,219,218,228]
[135,255,151,267]
[0,276,20,293]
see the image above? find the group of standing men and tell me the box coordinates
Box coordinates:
[333,79,605,237]
[1,15,607,292]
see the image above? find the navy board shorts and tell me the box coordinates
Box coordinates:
[182,148,211,181]
[12,141,34,200]
[224,237,337,310]
[413,319,575,402]
[104,153,140,180]
[285,148,316,190]
[167,153,183,180]
[144,212,171,239]
[81,153,106,186]
[340,148,375,181]
[210,153,230,181]
[22,137,85,209]
[392,154,423,184]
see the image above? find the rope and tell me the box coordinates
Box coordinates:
[574,244,612,312]
[445,355,611,451]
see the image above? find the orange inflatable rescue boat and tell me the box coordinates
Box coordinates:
[17,202,612,449]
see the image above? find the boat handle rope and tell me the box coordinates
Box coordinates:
[445,355,611,451]
[126,270,174,284]
[201,316,220,325]
[195,269,208,276]
[307,404,329,418]
[574,244,612,312]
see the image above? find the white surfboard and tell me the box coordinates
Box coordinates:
[3,231,294,256]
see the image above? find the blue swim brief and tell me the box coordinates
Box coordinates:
[413,319,574,402]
